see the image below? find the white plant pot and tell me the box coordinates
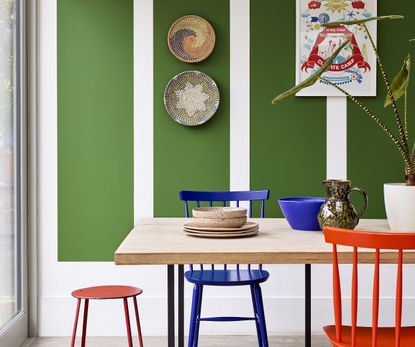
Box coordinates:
[384,183,415,231]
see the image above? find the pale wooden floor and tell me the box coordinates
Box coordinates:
[27,335,331,347]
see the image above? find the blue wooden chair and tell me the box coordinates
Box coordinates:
[179,190,270,347]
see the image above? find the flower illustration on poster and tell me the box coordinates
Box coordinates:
[296,0,377,96]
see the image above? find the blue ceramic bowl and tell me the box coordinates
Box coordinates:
[278,197,325,231]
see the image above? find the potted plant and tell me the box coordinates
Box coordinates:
[272,15,415,231]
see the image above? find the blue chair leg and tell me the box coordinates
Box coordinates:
[193,285,203,347]
[254,284,269,347]
[188,285,200,347]
[250,284,263,347]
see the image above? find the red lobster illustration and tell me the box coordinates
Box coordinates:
[301,25,370,73]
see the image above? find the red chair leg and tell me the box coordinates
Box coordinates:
[71,299,81,347]
[81,299,89,347]
[123,298,133,347]
[133,296,144,347]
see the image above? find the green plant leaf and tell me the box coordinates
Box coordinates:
[323,15,404,28]
[384,55,411,107]
[272,40,349,104]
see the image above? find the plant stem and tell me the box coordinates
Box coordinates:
[412,141,415,170]
[404,92,409,143]
[362,23,410,155]
[320,77,412,168]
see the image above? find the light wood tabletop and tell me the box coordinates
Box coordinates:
[114,218,415,265]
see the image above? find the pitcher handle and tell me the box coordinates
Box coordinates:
[349,187,368,219]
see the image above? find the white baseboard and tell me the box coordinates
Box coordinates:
[38,296,414,337]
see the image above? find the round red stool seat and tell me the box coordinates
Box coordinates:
[72,285,143,300]
[70,285,144,347]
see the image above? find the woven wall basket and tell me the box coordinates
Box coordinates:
[168,15,216,63]
[164,70,220,126]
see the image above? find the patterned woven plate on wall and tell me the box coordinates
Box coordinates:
[168,15,216,63]
[164,71,220,126]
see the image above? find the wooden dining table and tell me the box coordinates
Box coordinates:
[114,218,410,347]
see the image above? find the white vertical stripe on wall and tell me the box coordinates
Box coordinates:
[230,0,250,196]
[326,97,347,179]
[134,0,154,221]
[38,0,167,337]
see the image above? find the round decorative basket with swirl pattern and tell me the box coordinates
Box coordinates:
[164,70,220,126]
[168,15,216,63]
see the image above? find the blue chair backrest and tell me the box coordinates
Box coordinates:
[179,190,270,271]
[179,190,270,219]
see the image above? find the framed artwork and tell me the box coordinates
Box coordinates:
[296,0,377,96]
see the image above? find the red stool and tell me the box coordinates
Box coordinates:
[70,285,144,347]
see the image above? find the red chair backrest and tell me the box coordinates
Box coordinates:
[324,227,415,347]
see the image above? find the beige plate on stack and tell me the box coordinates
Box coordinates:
[183,221,259,238]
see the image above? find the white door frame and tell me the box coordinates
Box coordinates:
[0,0,34,345]
[28,0,38,339]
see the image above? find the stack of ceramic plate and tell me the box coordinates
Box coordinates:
[183,207,259,238]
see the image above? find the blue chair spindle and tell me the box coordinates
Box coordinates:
[179,190,270,347]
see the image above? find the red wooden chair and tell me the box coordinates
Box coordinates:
[324,227,415,347]
[70,285,144,347]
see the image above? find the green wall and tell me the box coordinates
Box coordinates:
[348,0,415,218]
[57,0,415,261]
[154,0,230,217]
[58,0,134,261]
[251,0,415,219]
[250,0,326,217]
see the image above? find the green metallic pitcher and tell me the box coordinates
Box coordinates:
[318,179,368,230]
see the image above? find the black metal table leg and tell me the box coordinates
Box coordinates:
[305,264,311,347]
[178,265,184,347]
[168,265,175,347]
